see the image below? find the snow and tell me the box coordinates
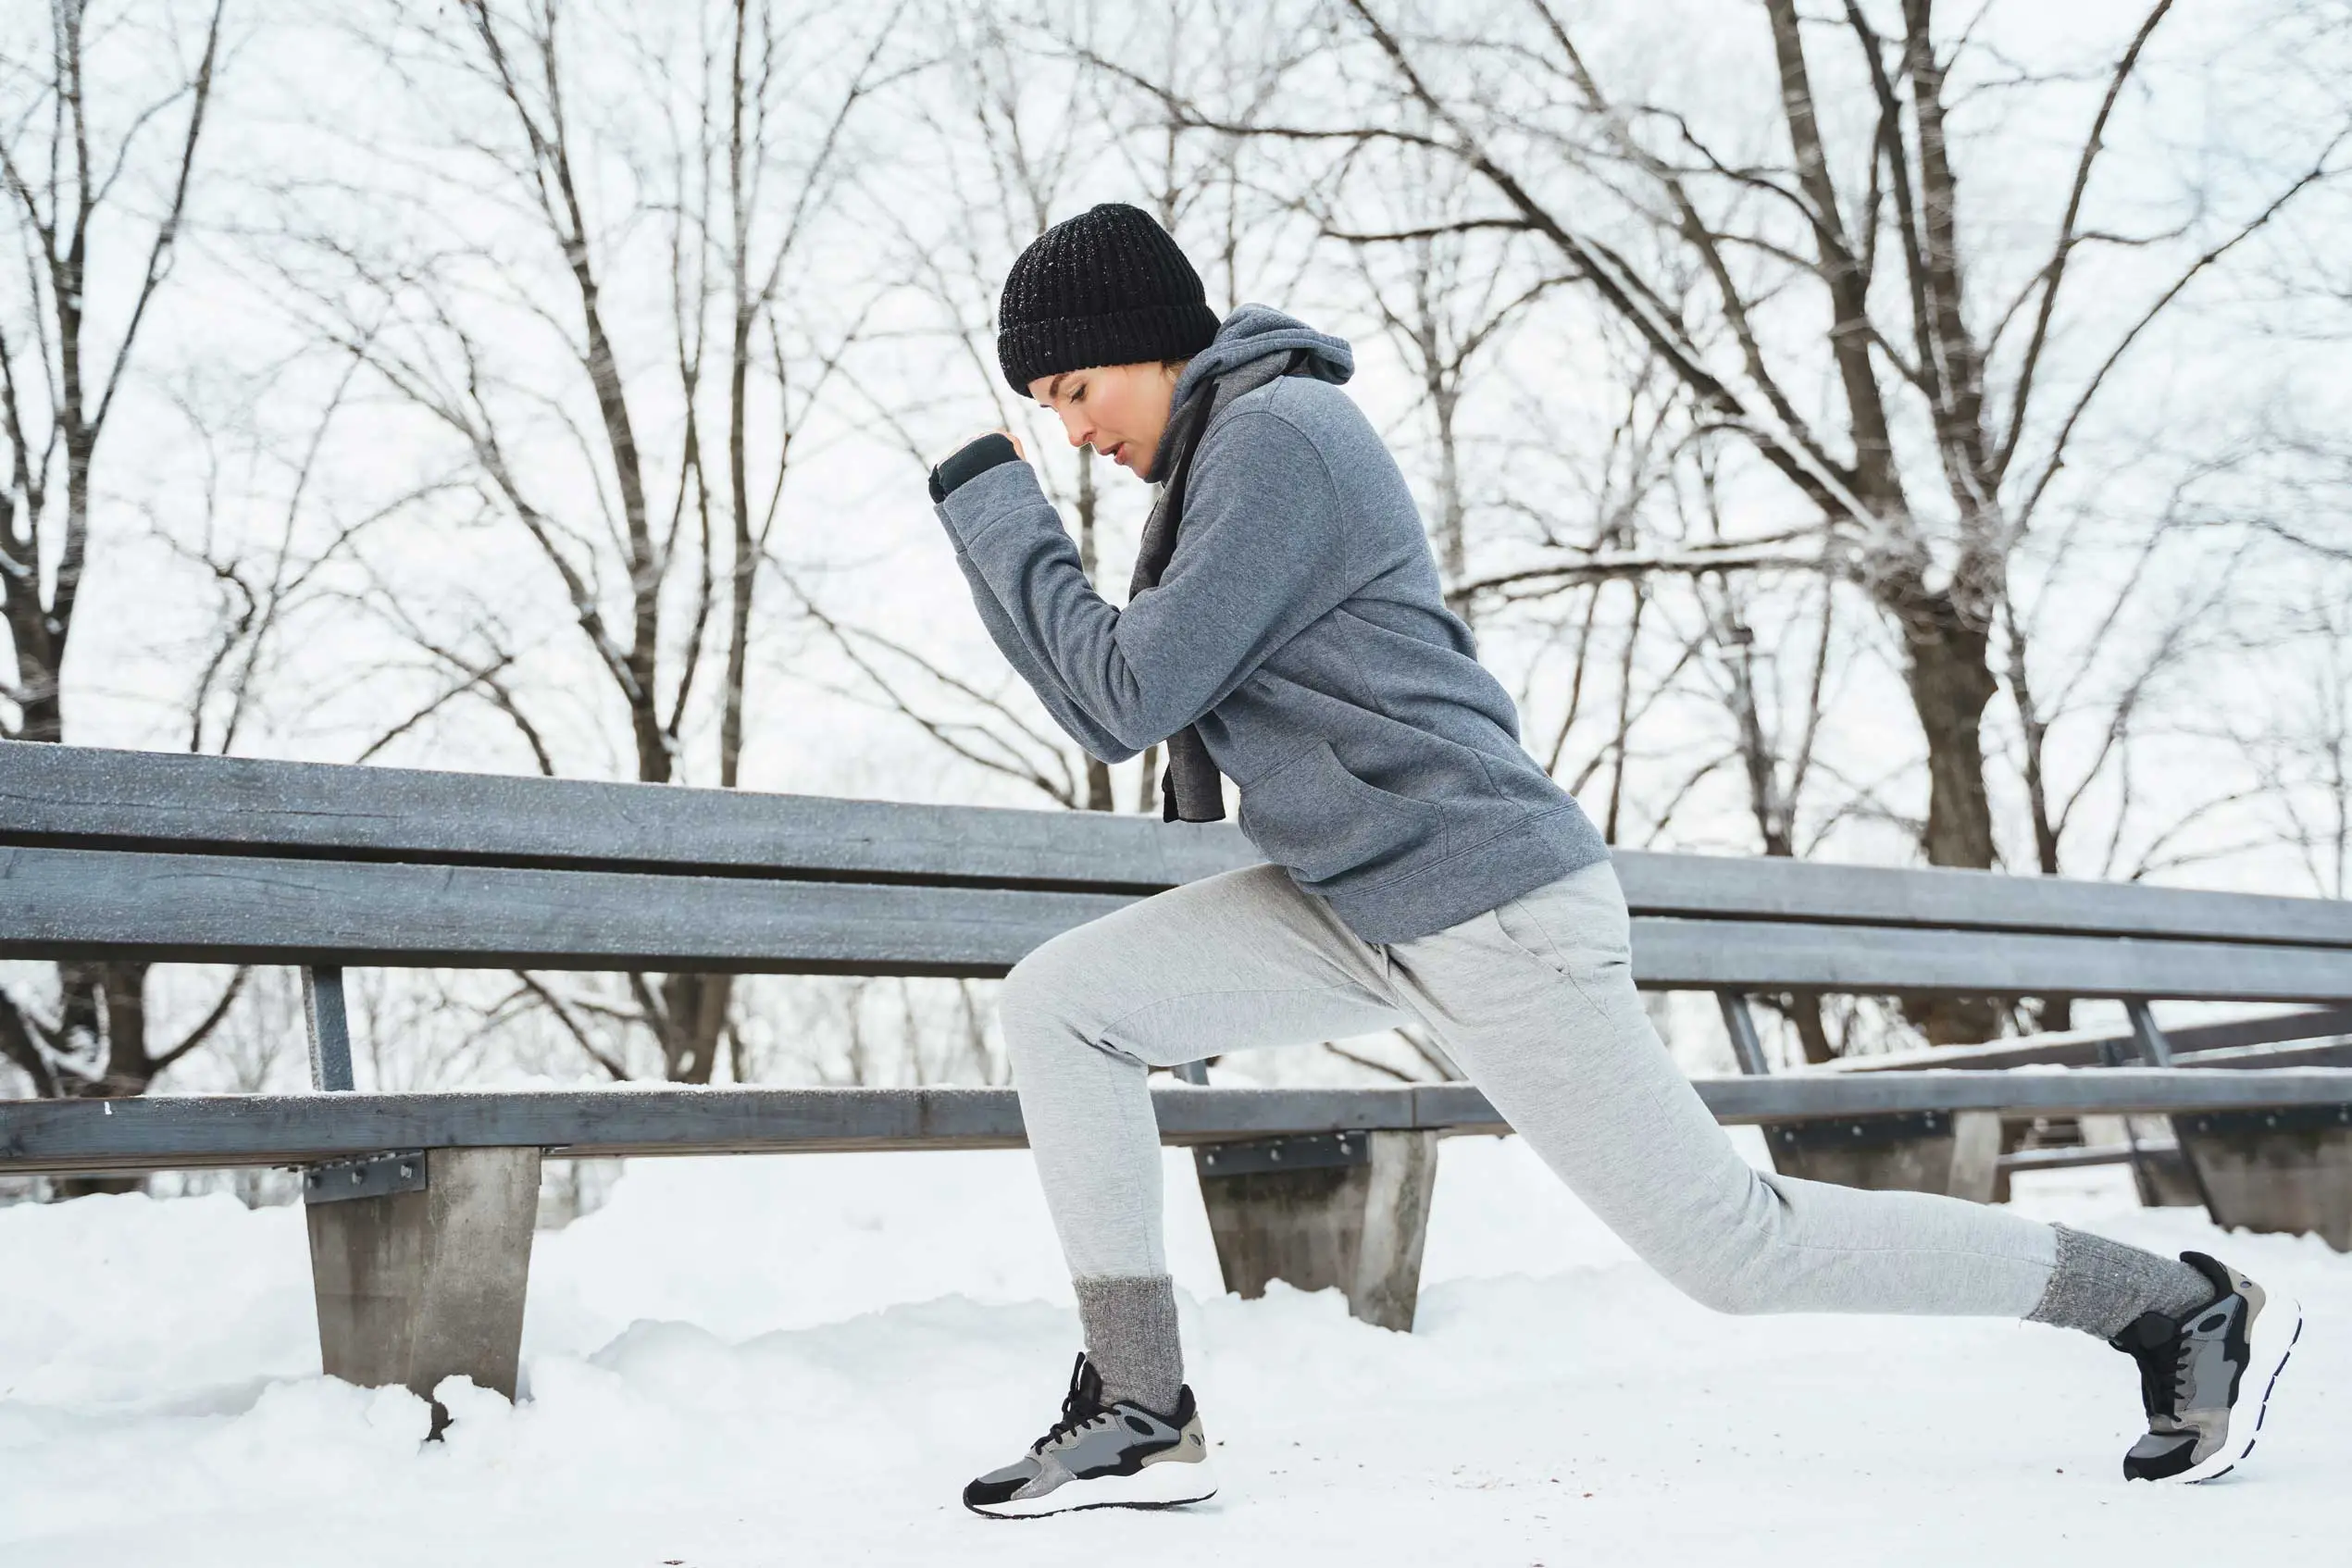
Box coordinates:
[3,1136,2344,1565]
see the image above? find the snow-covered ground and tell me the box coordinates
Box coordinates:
[3,1135,2341,1566]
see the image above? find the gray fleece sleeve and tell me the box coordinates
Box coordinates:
[940,535,1137,764]
[937,412,1363,753]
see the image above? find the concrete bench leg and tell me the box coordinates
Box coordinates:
[2140,1120,2210,1207]
[2072,1114,2204,1207]
[1763,1110,2004,1203]
[1194,1130,1438,1331]
[305,1145,541,1430]
[1945,1111,2004,1203]
[2174,1106,2352,1251]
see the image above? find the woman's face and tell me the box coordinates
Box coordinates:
[1027,360,1184,476]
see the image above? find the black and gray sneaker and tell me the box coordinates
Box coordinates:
[2109,1250,2301,1483]
[963,1352,1217,1518]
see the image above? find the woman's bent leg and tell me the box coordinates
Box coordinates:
[996,862,1409,1406]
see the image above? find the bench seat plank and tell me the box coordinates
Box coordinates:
[7,1071,2351,1175]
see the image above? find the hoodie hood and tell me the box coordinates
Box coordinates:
[1167,305,1353,418]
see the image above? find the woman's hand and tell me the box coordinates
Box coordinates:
[935,429,1026,468]
[927,429,1029,504]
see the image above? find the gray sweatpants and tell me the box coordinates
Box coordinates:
[997,857,2217,1412]
[1001,858,2071,1307]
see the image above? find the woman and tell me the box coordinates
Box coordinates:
[926,202,2296,1519]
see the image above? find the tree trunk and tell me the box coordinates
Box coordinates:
[2001,602,2073,1033]
[50,960,159,1195]
[1786,989,1836,1065]
[1901,603,1998,872]
[1073,446,1117,813]
[1430,377,1468,624]
[658,972,733,1085]
[1898,597,2002,1043]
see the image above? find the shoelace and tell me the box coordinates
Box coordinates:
[2150,1344,2188,1423]
[1030,1350,1115,1453]
[2169,1331,2201,1418]
[2120,1313,2191,1424]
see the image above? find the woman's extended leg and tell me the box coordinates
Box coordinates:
[1381,859,2216,1327]
[994,860,1412,1409]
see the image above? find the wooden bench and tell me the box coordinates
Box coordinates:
[5,741,2351,1419]
[1687,871,2352,1228]
[1820,1010,2352,1212]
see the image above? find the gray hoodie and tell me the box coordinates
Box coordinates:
[936,304,1610,944]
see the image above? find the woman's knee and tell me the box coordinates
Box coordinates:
[1664,1254,1779,1316]
[996,937,1099,1060]
[1639,1180,1794,1315]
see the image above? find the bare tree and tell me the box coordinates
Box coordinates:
[0,0,251,1109]
[2215,588,2352,902]
[1107,0,2347,1039]
[820,1,1298,818]
[814,4,1126,815]
[1315,149,1569,621]
[266,0,902,1082]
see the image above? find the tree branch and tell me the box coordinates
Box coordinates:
[1994,0,2176,483]
[2017,140,2345,529]
[148,966,250,1076]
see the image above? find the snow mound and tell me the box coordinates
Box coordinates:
[3,1138,2343,1565]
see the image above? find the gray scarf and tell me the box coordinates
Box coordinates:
[1126,350,1313,822]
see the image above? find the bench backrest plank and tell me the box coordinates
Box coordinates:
[0,845,1127,974]
[0,740,1245,891]
[1632,918,2352,1001]
[8,743,2349,952]
[9,843,2351,1000]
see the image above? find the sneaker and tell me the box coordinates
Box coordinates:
[963,1352,1217,1518]
[2109,1250,2301,1482]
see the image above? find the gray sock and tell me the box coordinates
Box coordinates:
[1074,1274,1184,1412]
[2025,1224,2220,1341]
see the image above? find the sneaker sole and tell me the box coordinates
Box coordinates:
[2174,1292,2303,1485]
[967,1459,1219,1518]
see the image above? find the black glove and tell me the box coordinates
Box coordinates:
[927,432,1023,503]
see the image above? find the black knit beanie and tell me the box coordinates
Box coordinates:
[997,203,1220,395]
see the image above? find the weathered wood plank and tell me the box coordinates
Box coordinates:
[0,1086,1425,1172]
[9,743,2350,949]
[1825,1009,2352,1072]
[1611,851,2352,948]
[10,846,2352,1000]
[0,740,1248,892]
[6,1072,2351,1175]
[0,846,1129,975]
[1625,920,2352,1001]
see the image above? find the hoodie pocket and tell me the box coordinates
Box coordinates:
[1238,739,1447,887]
